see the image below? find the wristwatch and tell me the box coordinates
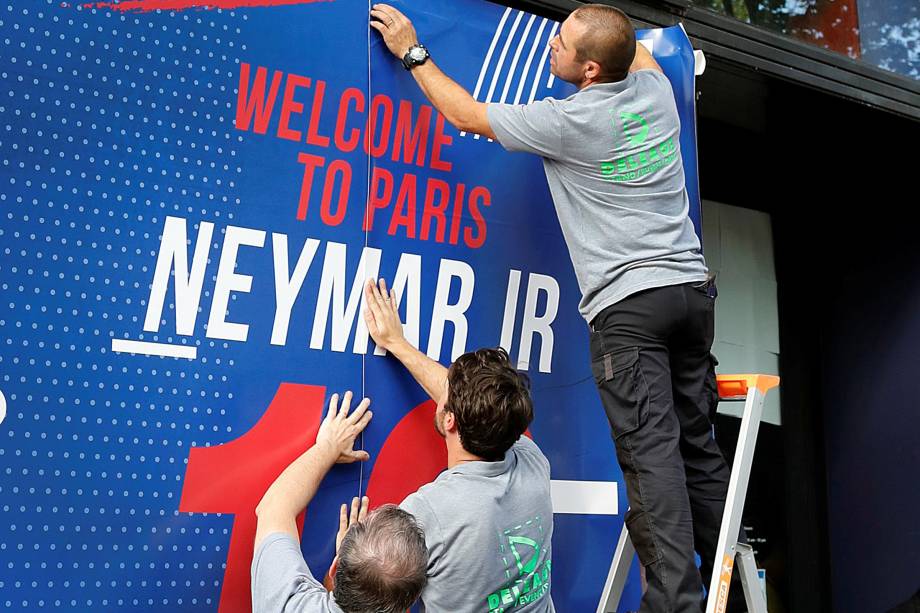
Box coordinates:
[402,43,430,70]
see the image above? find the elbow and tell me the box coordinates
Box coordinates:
[454,102,492,137]
[452,113,477,134]
[455,115,494,140]
[254,494,273,518]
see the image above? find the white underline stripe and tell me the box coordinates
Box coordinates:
[112,339,197,359]
[550,479,618,515]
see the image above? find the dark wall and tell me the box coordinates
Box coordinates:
[697,57,920,612]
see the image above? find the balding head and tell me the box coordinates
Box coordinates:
[332,504,428,613]
[570,4,636,82]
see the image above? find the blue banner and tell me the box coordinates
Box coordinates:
[0,1,702,610]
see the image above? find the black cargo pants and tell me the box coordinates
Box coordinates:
[590,280,746,613]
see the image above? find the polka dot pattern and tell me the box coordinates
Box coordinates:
[0,2,253,608]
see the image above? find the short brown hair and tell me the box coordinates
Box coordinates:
[446,347,533,461]
[571,4,637,82]
[333,505,428,613]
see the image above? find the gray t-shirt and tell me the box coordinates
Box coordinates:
[251,532,343,613]
[488,69,709,324]
[400,436,554,613]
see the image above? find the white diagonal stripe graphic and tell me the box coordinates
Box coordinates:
[528,22,558,103]
[499,13,537,103]
[484,10,524,103]
[462,6,512,137]
[475,9,525,139]
[513,18,548,105]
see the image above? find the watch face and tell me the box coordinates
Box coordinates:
[409,47,427,62]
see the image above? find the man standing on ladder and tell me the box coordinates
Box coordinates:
[370,3,745,611]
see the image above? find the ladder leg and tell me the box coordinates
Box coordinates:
[736,543,767,613]
[596,520,635,613]
[705,387,767,613]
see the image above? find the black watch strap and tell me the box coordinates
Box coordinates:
[402,44,430,70]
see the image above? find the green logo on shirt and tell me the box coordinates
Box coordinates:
[486,516,551,612]
[602,109,678,182]
[617,111,650,146]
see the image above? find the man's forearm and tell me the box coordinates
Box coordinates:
[388,338,449,405]
[255,441,338,541]
[409,61,496,139]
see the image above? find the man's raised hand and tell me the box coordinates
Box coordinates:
[316,391,372,464]
[369,3,420,60]
[364,278,406,353]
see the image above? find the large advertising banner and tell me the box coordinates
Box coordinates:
[0,1,702,610]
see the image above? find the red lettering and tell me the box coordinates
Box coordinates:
[296,153,326,221]
[178,384,326,613]
[364,94,393,158]
[392,101,432,167]
[464,186,491,249]
[421,178,450,243]
[306,79,331,148]
[235,63,283,135]
[449,183,466,245]
[320,159,351,227]
[387,173,417,238]
[362,167,393,231]
[431,113,453,172]
[334,88,364,152]
[277,74,311,142]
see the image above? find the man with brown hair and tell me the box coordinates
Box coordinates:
[371,3,740,612]
[364,279,555,613]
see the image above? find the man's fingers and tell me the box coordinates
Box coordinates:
[326,393,339,422]
[365,278,386,313]
[338,390,353,419]
[369,19,387,33]
[369,9,392,27]
[371,3,398,20]
[378,278,398,314]
[377,3,408,26]
[358,496,370,522]
[339,503,348,532]
[347,397,371,423]
[363,306,376,329]
[349,496,360,526]
[348,449,371,462]
[353,409,373,433]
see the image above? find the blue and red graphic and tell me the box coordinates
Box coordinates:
[0,0,702,610]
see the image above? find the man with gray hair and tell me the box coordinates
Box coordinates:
[371,3,743,611]
[252,391,428,612]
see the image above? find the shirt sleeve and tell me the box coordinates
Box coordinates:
[251,532,339,613]
[400,491,443,577]
[512,435,551,477]
[487,98,564,159]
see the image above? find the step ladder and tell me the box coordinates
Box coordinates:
[596,374,780,613]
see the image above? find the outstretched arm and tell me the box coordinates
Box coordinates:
[363,278,449,406]
[370,3,497,140]
[254,391,373,549]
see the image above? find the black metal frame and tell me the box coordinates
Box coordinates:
[495,0,920,120]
